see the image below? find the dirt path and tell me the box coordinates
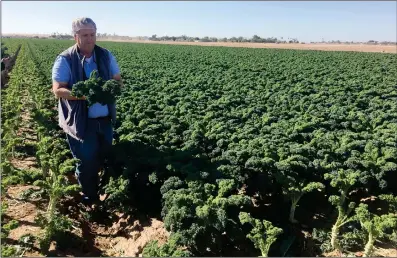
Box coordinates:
[3,184,169,257]
[9,96,39,170]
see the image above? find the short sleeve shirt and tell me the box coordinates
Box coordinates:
[52,50,120,118]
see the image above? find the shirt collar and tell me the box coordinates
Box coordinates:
[76,44,96,63]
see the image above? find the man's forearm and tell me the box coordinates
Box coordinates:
[54,88,85,100]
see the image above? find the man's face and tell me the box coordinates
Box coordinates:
[75,28,96,53]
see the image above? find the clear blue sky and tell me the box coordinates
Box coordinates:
[2,1,396,42]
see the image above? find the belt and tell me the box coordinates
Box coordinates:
[88,116,110,121]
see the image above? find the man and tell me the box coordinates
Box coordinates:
[52,17,122,208]
[1,56,11,71]
[1,57,10,88]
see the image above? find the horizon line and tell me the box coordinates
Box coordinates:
[3,33,396,44]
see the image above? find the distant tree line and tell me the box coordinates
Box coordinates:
[49,33,73,40]
[364,40,396,45]
[310,39,397,45]
[7,32,397,45]
[145,35,396,45]
[148,34,300,44]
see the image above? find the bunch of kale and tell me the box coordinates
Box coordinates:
[71,70,121,106]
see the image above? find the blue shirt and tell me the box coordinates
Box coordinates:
[52,50,120,118]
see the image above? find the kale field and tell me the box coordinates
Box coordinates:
[1,38,397,257]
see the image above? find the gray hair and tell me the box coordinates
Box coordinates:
[72,17,97,35]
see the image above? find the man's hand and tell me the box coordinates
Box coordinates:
[113,74,124,87]
[52,81,86,100]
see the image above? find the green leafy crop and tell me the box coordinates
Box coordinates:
[239,212,283,257]
[71,70,121,106]
[355,203,397,257]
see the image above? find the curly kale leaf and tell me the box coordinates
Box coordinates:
[71,70,121,107]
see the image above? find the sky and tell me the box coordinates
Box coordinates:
[1,1,396,42]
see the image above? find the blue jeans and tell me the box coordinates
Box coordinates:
[66,117,113,203]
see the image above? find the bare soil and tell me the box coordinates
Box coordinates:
[98,39,397,53]
[3,185,169,257]
[3,185,45,257]
[324,247,397,258]
[374,247,397,257]
[110,219,169,257]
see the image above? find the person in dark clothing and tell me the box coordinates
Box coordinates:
[1,57,10,71]
[1,57,10,88]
